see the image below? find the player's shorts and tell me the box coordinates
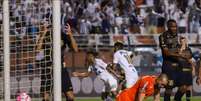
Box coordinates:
[62,68,73,92]
[100,72,118,92]
[125,72,139,88]
[162,61,180,87]
[180,68,193,86]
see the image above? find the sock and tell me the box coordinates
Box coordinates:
[66,99,73,101]
[66,96,74,101]
[186,90,191,101]
[174,90,184,101]
[42,99,49,101]
[101,92,109,100]
[164,93,171,101]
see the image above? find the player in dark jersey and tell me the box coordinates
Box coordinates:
[175,37,195,101]
[61,23,78,101]
[159,19,181,101]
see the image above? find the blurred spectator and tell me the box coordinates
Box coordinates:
[0,0,201,36]
[79,17,91,34]
[188,0,201,34]
[101,14,111,34]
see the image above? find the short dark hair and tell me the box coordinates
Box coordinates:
[114,41,124,50]
[87,49,98,57]
[167,19,176,27]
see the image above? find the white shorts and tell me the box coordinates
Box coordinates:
[99,72,118,92]
[125,72,139,88]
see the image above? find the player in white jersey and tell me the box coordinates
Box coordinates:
[111,41,139,88]
[72,50,118,100]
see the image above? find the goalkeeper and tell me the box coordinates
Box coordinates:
[61,23,78,101]
[37,23,78,101]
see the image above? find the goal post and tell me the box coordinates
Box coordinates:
[3,0,10,101]
[52,0,62,100]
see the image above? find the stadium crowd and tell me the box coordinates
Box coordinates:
[0,0,201,36]
[0,0,201,101]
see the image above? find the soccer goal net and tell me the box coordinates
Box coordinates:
[0,0,62,100]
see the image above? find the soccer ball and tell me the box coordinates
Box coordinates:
[17,92,31,101]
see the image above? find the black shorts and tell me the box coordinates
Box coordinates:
[180,71,193,86]
[62,68,73,92]
[162,62,180,87]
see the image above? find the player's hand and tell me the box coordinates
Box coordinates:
[65,23,72,36]
[41,21,49,33]
[192,68,195,77]
[196,77,201,85]
[72,72,79,77]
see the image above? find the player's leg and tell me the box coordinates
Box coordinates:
[175,70,193,101]
[162,63,175,101]
[164,88,172,101]
[62,68,74,101]
[185,71,193,101]
[186,85,192,101]
[174,85,186,101]
[64,91,74,101]
[108,75,118,97]
[40,62,52,101]
[101,83,109,100]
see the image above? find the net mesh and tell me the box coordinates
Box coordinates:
[6,0,53,100]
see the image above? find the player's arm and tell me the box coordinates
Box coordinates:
[137,90,146,101]
[72,71,92,77]
[109,53,124,79]
[188,58,196,76]
[162,47,181,57]
[72,65,94,77]
[159,35,180,57]
[35,23,49,52]
[65,23,78,52]
[153,88,160,101]
[137,81,149,101]
[199,62,201,78]
[198,62,201,84]
[106,63,123,79]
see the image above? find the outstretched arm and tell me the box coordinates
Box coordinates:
[153,88,160,101]
[137,91,145,101]
[106,63,124,79]
[65,23,78,52]
[72,71,92,77]
[35,24,49,52]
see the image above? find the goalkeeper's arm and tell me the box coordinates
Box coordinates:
[65,23,78,52]
[35,23,49,51]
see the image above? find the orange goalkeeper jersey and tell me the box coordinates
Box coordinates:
[116,75,156,101]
